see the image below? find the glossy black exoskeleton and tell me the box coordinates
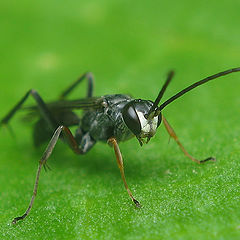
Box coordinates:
[1,68,240,224]
[79,94,162,149]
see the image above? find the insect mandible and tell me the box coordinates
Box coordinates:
[1,67,240,224]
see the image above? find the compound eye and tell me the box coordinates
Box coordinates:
[157,112,162,127]
[122,103,141,136]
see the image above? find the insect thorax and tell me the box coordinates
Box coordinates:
[80,94,135,142]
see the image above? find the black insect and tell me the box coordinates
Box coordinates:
[1,67,240,224]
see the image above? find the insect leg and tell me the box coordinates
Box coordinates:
[0,89,57,130]
[162,115,216,164]
[108,137,141,208]
[12,125,83,224]
[59,72,94,99]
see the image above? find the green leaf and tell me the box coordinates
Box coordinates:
[1,0,240,239]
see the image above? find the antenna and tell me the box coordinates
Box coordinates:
[147,70,174,119]
[158,67,240,111]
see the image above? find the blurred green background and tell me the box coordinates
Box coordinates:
[0,0,240,239]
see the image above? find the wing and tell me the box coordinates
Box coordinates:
[23,97,105,146]
[25,96,105,112]
[21,96,105,124]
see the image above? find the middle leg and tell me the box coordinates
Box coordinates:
[59,72,94,99]
[12,125,84,224]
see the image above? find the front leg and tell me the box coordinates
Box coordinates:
[108,137,140,207]
[162,115,215,164]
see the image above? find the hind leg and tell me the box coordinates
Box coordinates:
[1,89,58,131]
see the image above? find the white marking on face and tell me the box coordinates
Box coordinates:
[136,111,158,135]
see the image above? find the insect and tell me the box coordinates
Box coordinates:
[1,67,240,224]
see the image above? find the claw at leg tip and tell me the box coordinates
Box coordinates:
[133,199,141,208]
[206,156,216,162]
[200,156,216,164]
[12,219,17,225]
